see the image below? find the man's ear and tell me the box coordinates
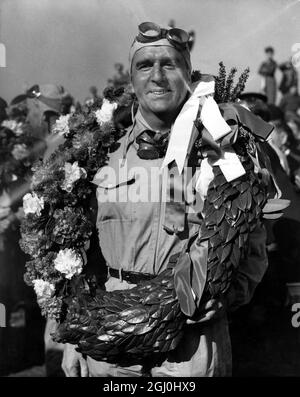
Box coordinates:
[127,81,136,97]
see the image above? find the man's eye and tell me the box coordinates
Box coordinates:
[164,63,176,69]
[137,63,152,70]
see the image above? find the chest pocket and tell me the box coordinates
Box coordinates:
[94,165,135,222]
[93,165,137,268]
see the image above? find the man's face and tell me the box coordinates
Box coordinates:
[266,50,274,60]
[131,46,191,122]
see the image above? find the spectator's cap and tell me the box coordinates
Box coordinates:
[239,92,268,103]
[32,84,65,115]
[11,85,65,115]
[129,22,192,74]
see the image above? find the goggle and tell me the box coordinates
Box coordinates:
[136,22,190,51]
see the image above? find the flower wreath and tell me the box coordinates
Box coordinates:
[20,86,134,319]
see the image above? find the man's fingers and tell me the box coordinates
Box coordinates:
[202,299,217,310]
[186,301,224,325]
[63,364,80,377]
[61,343,82,377]
[186,309,217,324]
[198,299,220,313]
[80,357,89,377]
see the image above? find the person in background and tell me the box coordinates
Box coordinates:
[279,85,300,129]
[0,118,45,375]
[0,98,8,124]
[25,84,72,161]
[24,83,72,376]
[258,46,277,105]
[279,59,298,96]
[107,63,130,90]
[231,93,300,375]
[84,86,100,106]
[267,105,291,176]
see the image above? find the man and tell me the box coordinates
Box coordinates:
[62,22,270,377]
[279,59,298,96]
[258,46,277,105]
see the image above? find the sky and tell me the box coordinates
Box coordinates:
[1,0,300,103]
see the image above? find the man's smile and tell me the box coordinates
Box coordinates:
[148,89,172,97]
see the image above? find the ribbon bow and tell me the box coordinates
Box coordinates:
[161,75,247,182]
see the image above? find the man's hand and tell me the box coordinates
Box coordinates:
[186,299,223,325]
[61,343,89,377]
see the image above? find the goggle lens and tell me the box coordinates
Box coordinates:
[138,22,162,38]
[167,28,189,45]
[137,22,189,48]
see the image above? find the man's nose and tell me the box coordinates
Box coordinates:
[150,65,165,83]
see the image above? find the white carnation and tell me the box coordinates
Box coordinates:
[11,143,29,160]
[52,114,70,136]
[54,248,83,279]
[1,119,24,135]
[33,279,55,298]
[95,99,117,126]
[61,161,87,192]
[23,192,44,216]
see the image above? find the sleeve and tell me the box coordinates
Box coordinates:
[224,222,268,312]
[258,62,268,76]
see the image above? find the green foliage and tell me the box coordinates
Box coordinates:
[214,62,250,103]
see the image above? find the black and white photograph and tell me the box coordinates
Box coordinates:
[0,0,300,381]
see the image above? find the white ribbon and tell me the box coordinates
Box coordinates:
[200,96,232,141]
[161,80,215,174]
[161,79,246,182]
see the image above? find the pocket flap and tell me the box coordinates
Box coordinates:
[92,165,135,189]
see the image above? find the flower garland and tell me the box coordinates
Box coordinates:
[20,87,132,319]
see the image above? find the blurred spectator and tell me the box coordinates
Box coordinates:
[237,94,300,244]
[61,93,75,115]
[0,84,70,376]
[0,170,45,376]
[279,59,298,95]
[238,92,270,121]
[258,46,277,104]
[0,98,8,124]
[24,84,68,161]
[107,62,130,89]
[84,85,100,106]
[231,92,300,376]
[279,86,300,128]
